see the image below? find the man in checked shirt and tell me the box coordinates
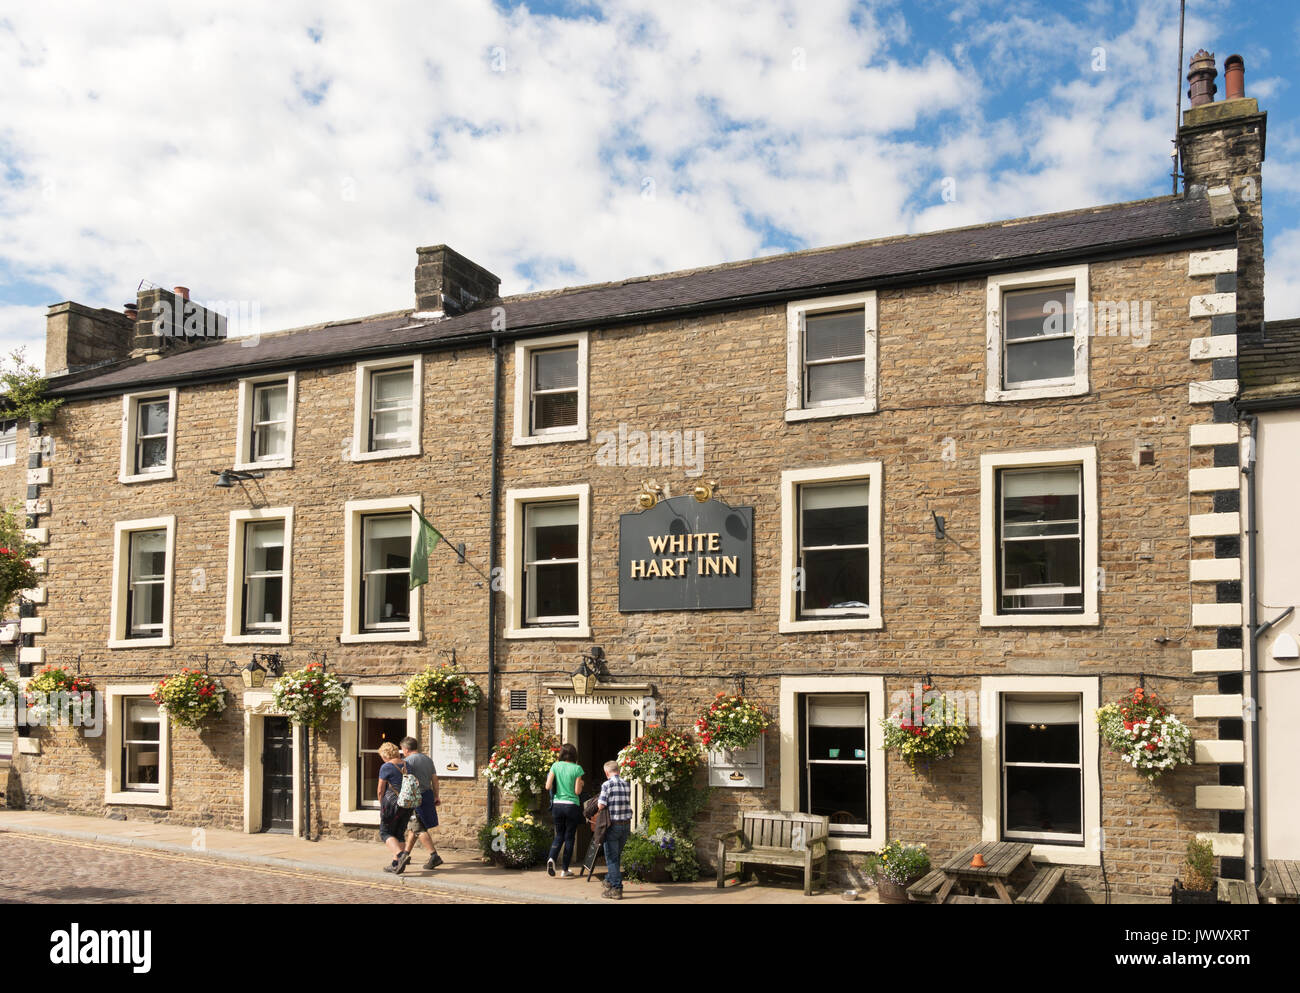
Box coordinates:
[597,760,633,899]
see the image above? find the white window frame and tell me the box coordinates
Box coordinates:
[119,389,178,483]
[234,372,296,470]
[339,684,420,826]
[779,463,883,633]
[104,684,171,807]
[0,419,17,466]
[779,675,886,853]
[512,332,589,446]
[979,676,1100,866]
[980,447,1098,627]
[503,484,590,639]
[108,516,176,648]
[350,356,422,461]
[341,496,422,643]
[224,507,293,645]
[985,265,1090,402]
[785,292,878,422]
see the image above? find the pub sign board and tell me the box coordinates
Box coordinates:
[619,495,753,611]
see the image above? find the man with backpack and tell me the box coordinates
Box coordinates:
[390,735,443,874]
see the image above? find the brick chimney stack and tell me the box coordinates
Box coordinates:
[1180,50,1267,338]
[414,245,501,318]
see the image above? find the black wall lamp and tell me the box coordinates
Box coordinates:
[230,652,284,688]
[571,646,606,696]
[211,468,265,488]
[931,510,947,540]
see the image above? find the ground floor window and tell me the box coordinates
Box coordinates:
[1001,694,1083,844]
[358,698,408,809]
[104,683,171,806]
[122,697,161,792]
[799,694,870,835]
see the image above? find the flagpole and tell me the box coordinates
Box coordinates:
[409,505,494,585]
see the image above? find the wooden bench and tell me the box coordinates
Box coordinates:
[1015,865,1066,904]
[716,811,829,896]
[1218,878,1259,905]
[906,869,949,903]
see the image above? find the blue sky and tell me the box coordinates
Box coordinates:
[2,0,1298,364]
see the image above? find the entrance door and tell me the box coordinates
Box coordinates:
[568,718,634,861]
[262,716,295,833]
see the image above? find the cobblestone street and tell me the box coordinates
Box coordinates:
[0,832,513,904]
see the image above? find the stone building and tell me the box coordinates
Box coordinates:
[0,51,1278,900]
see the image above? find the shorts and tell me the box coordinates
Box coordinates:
[413,790,439,830]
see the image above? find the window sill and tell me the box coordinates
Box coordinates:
[118,469,175,485]
[339,630,421,644]
[105,791,170,808]
[980,613,1098,628]
[504,625,591,641]
[340,809,382,827]
[511,430,587,447]
[224,634,292,646]
[985,382,1088,403]
[826,836,880,854]
[108,637,173,649]
[348,447,420,463]
[1022,842,1098,867]
[233,459,293,472]
[785,400,875,423]
[780,616,883,634]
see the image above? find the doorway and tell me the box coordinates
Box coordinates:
[262,716,295,833]
[566,718,634,861]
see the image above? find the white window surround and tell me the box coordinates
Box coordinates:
[785,291,878,422]
[108,516,176,648]
[119,388,178,483]
[778,675,886,853]
[503,484,591,639]
[339,685,420,826]
[104,684,171,807]
[233,372,297,471]
[512,332,589,446]
[779,462,883,633]
[224,507,294,645]
[341,496,422,643]
[980,447,1099,627]
[0,419,17,466]
[985,264,1090,403]
[979,675,1100,866]
[242,690,304,836]
[349,355,423,461]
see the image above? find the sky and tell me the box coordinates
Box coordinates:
[2,0,1299,367]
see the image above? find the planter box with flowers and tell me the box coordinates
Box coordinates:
[694,692,771,752]
[1096,686,1192,780]
[485,723,560,814]
[270,662,346,729]
[880,684,969,772]
[401,663,481,730]
[477,812,553,869]
[24,666,95,726]
[864,839,931,903]
[152,669,227,729]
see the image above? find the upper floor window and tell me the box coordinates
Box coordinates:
[985,265,1090,402]
[119,389,177,483]
[513,333,588,446]
[504,485,590,639]
[0,420,16,465]
[341,497,422,643]
[785,292,878,422]
[235,374,296,470]
[109,516,175,648]
[351,357,422,461]
[224,508,294,644]
[980,447,1098,628]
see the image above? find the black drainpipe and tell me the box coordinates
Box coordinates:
[1243,413,1261,885]
[487,333,502,822]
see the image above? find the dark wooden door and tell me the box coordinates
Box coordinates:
[262,716,294,833]
[572,719,632,862]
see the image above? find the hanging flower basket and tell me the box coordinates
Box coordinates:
[270,662,346,729]
[880,684,969,771]
[24,666,95,725]
[694,692,771,751]
[151,669,227,729]
[0,664,18,709]
[401,663,482,730]
[1096,686,1192,780]
[0,504,41,614]
[485,723,560,802]
[617,725,702,791]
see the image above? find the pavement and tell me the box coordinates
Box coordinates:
[0,809,873,905]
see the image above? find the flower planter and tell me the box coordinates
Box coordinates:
[875,872,921,904]
[1170,881,1219,905]
[644,855,673,883]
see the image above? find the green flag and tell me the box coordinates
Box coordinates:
[409,509,443,590]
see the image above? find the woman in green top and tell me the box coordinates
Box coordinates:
[545,743,585,877]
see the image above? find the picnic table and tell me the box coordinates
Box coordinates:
[908,841,1064,905]
[1260,860,1300,903]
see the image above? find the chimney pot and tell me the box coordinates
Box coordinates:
[1187,49,1218,107]
[1224,54,1245,100]
[173,286,190,301]
[124,303,139,320]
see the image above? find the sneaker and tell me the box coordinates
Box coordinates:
[547,858,556,877]
[424,854,444,870]
[393,851,411,875]
[602,886,622,900]
[559,869,574,878]
[384,860,400,874]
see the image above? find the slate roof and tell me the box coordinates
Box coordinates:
[53,194,1226,398]
[1240,319,1300,404]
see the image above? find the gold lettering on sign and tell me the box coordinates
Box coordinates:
[648,535,669,554]
[629,533,741,580]
[630,560,646,579]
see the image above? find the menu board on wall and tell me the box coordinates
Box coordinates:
[707,737,764,788]
[430,711,476,778]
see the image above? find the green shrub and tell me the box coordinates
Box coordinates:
[869,839,931,886]
[1183,837,1215,892]
[646,802,672,835]
[621,827,700,882]
[477,813,552,869]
